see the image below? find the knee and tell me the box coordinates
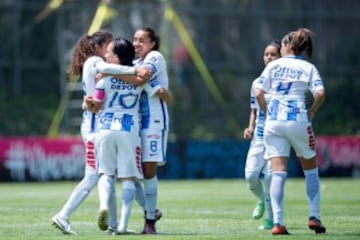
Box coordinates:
[245,171,260,189]
[143,163,157,179]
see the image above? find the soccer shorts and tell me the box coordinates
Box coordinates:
[96,130,143,179]
[141,128,168,166]
[264,120,317,160]
[82,132,97,172]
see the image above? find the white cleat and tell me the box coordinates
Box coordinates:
[51,215,77,235]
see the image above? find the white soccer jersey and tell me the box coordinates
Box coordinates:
[94,76,144,178]
[250,77,267,141]
[81,56,138,134]
[81,56,103,135]
[257,56,324,122]
[94,76,145,133]
[134,51,169,130]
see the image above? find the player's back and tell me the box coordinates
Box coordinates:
[263,57,322,122]
[96,76,145,133]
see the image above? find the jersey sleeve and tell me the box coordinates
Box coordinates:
[96,61,135,75]
[309,65,324,96]
[250,78,259,109]
[141,51,164,96]
[82,56,102,96]
[93,77,107,102]
[257,64,272,93]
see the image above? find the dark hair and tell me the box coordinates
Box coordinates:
[112,37,135,66]
[138,27,160,50]
[282,28,314,59]
[68,30,113,77]
[268,39,281,52]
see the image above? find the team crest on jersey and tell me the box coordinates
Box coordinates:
[119,93,139,109]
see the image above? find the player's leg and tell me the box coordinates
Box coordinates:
[245,142,266,219]
[141,129,167,234]
[259,159,273,229]
[134,180,146,211]
[263,122,290,234]
[52,136,98,235]
[117,179,136,234]
[269,157,288,235]
[96,131,117,231]
[115,133,142,234]
[289,122,326,234]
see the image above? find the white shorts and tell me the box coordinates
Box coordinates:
[264,120,317,159]
[245,140,271,176]
[96,130,143,179]
[82,132,97,171]
[141,128,168,166]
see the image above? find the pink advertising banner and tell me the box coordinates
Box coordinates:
[316,136,360,170]
[0,136,359,181]
[0,137,85,181]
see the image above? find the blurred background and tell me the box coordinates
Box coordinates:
[0,0,359,181]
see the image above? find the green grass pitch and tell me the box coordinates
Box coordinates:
[0,179,359,240]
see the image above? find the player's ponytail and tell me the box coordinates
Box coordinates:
[290,28,314,59]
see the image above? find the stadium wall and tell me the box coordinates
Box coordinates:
[0,136,359,182]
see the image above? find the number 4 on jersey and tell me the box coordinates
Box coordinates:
[276,82,293,95]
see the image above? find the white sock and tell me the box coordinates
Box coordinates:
[245,171,265,202]
[134,180,146,211]
[270,171,287,225]
[144,176,158,220]
[118,180,135,232]
[108,176,118,229]
[263,173,273,220]
[58,172,98,219]
[98,175,112,211]
[304,167,320,219]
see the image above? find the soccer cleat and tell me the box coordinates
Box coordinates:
[105,228,117,235]
[258,218,273,230]
[272,224,289,235]
[252,201,265,219]
[51,214,77,235]
[141,219,157,234]
[308,216,326,234]
[155,209,163,222]
[144,208,163,222]
[97,209,109,231]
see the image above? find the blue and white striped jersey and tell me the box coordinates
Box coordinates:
[250,77,267,140]
[134,50,169,130]
[94,76,145,133]
[256,56,324,122]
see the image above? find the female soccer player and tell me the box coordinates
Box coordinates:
[133,27,173,234]
[84,37,158,234]
[243,40,281,230]
[256,27,326,235]
[52,30,150,235]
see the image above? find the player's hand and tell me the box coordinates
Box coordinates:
[96,73,107,82]
[308,109,316,121]
[135,67,152,81]
[243,127,253,139]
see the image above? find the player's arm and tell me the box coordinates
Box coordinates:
[156,87,174,105]
[255,88,267,114]
[308,89,325,120]
[96,61,151,85]
[243,108,257,139]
